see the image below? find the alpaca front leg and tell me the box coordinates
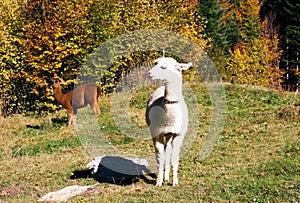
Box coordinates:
[172,163,179,186]
[171,135,184,186]
[154,142,165,186]
[67,109,73,126]
[156,152,164,187]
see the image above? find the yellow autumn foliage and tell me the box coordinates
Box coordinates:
[226,35,283,88]
[0,0,207,115]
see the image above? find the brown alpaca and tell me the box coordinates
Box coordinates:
[49,78,101,126]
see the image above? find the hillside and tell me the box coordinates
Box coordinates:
[0,84,299,202]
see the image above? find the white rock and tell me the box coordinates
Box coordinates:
[37,185,95,202]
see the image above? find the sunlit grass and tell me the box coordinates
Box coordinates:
[0,83,299,202]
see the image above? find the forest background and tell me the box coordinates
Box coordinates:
[0,0,299,116]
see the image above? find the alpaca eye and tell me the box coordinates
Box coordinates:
[174,65,181,72]
[161,66,167,69]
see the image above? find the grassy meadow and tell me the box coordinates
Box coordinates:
[0,83,299,202]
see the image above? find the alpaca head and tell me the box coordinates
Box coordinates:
[147,57,192,83]
[49,78,61,89]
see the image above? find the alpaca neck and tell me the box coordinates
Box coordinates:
[164,81,183,102]
[53,86,65,104]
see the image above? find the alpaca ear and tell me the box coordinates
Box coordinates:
[180,62,192,70]
[51,77,61,82]
[154,58,162,64]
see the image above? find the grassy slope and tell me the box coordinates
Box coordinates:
[0,84,299,202]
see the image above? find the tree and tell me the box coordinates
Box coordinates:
[198,0,239,77]
[223,0,283,88]
[0,0,102,115]
[0,0,208,115]
[261,0,300,90]
[78,0,208,93]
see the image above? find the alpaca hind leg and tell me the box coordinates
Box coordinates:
[92,100,100,116]
[72,114,77,126]
[171,135,184,186]
[72,109,78,126]
[154,141,165,186]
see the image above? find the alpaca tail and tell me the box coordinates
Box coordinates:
[96,85,101,99]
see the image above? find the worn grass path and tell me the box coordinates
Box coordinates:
[0,84,299,202]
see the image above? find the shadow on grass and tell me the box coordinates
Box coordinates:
[25,117,68,128]
[51,117,68,126]
[70,156,156,186]
[26,124,41,129]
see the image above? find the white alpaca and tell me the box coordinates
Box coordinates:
[146,57,192,186]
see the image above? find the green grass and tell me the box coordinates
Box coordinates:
[0,83,299,202]
[11,138,81,157]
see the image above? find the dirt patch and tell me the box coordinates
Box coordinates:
[1,184,24,197]
[278,104,300,122]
